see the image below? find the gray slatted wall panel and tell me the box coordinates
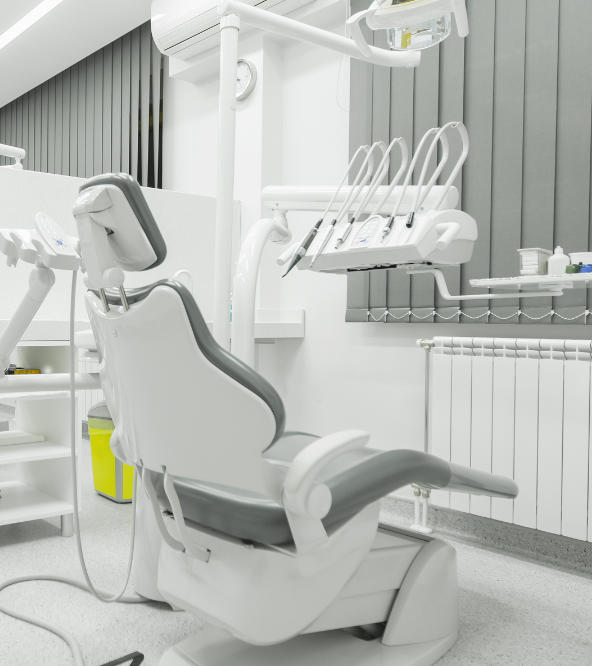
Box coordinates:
[34,86,42,171]
[121,33,132,175]
[55,74,63,174]
[85,56,95,178]
[151,39,162,188]
[77,64,86,177]
[346,0,373,323]
[69,63,78,176]
[0,22,162,187]
[41,81,49,173]
[489,0,526,323]
[436,23,465,321]
[140,23,151,186]
[93,51,103,176]
[521,0,559,324]
[130,27,141,182]
[102,44,113,174]
[368,29,390,323]
[62,69,71,175]
[459,0,495,322]
[385,59,414,323]
[411,46,439,322]
[112,39,123,173]
[0,108,5,166]
[47,79,56,175]
[348,0,592,325]
[553,0,592,321]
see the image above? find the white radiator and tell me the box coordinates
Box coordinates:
[427,336,592,542]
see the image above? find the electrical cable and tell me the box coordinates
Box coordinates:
[0,270,146,666]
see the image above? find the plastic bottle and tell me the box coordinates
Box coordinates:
[547,246,570,275]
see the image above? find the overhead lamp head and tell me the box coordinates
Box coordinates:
[368,0,469,51]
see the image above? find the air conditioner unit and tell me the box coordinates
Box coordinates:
[152,0,317,60]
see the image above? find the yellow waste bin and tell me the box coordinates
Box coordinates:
[88,402,134,503]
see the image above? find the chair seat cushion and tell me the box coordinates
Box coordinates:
[150,433,452,546]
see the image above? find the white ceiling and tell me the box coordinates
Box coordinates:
[0,0,151,107]
[0,0,42,32]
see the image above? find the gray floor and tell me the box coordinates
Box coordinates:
[1,448,592,665]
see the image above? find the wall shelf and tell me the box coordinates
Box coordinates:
[252,309,305,341]
[470,274,592,292]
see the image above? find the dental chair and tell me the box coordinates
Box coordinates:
[73,174,518,666]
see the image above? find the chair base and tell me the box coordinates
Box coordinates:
[159,625,458,666]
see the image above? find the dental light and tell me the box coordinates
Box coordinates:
[348,0,469,57]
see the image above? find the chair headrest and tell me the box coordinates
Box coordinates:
[76,174,166,281]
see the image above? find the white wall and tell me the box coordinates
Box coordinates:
[162,10,592,457]
[0,169,224,326]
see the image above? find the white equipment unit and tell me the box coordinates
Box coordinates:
[299,206,476,272]
[151,0,315,59]
[285,121,478,274]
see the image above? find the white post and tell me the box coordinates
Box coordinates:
[213,13,240,349]
[231,215,291,366]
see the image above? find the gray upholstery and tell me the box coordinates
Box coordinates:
[99,280,286,444]
[79,173,167,270]
[151,436,453,546]
[151,437,517,546]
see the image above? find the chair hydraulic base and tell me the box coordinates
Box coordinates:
[160,626,457,666]
[159,527,459,666]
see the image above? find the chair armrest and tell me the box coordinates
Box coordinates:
[282,430,370,518]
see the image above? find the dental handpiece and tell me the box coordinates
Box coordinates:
[380,127,442,239]
[334,216,356,249]
[307,145,371,268]
[312,144,378,263]
[282,218,324,277]
[334,142,388,249]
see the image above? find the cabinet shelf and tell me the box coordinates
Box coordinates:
[0,481,72,526]
[0,390,70,401]
[0,440,70,465]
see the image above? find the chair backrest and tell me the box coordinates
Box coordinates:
[77,175,285,496]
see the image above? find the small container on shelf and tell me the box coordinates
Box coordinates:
[569,252,592,265]
[517,248,551,276]
[566,264,580,274]
[547,246,570,276]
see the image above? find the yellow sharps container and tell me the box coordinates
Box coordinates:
[88,401,134,503]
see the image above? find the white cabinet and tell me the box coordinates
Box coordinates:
[0,342,79,537]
